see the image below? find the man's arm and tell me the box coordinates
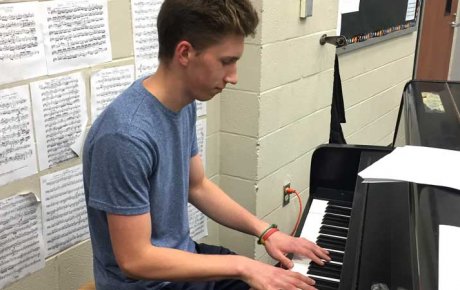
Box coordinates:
[188,154,330,268]
[107,211,317,289]
[107,212,248,281]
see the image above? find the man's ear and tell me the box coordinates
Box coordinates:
[175,40,193,66]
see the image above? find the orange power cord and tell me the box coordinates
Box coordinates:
[285,187,303,236]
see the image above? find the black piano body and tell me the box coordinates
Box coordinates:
[297,80,460,290]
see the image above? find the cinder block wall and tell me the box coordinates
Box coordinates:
[218,0,417,264]
[1,0,417,288]
[340,34,417,145]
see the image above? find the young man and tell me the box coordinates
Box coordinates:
[83,0,330,289]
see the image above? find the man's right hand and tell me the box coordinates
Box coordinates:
[240,257,317,290]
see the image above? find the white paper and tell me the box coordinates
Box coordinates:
[0,85,38,186]
[0,193,45,289]
[340,0,360,14]
[41,164,89,257]
[439,224,460,290]
[405,0,417,21]
[358,146,460,191]
[188,204,208,240]
[90,65,135,122]
[0,2,47,85]
[41,0,112,74]
[196,118,207,169]
[30,73,88,170]
[196,101,207,117]
[131,0,163,78]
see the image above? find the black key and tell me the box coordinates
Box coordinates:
[322,214,350,228]
[320,225,348,238]
[323,213,350,224]
[308,268,340,280]
[328,200,352,208]
[313,276,340,290]
[317,235,346,252]
[327,251,344,263]
[308,263,341,279]
[325,205,351,216]
[310,261,342,273]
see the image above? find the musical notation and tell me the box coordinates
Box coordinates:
[41,165,89,257]
[0,86,38,186]
[0,2,47,85]
[131,0,162,78]
[42,0,112,74]
[0,193,45,289]
[90,65,135,122]
[30,73,87,171]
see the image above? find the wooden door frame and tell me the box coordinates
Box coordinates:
[414,0,459,80]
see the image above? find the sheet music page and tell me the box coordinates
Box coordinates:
[0,193,45,289]
[439,224,460,290]
[131,0,163,78]
[30,73,88,170]
[0,2,47,85]
[0,85,38,187]
[405,0,417,21]
[358,146,460,191]
[90,65,135,122]
[196,118,207,168]
[340,0,360,14]
[41,164,89,257]
[188,204,208,240]
[196,101,207,117]
[41,0,112,74]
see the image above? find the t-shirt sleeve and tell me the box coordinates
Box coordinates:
[87,130,156,215]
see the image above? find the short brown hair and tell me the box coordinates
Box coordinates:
[157,0,259,62]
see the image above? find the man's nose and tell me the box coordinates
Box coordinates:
[224,64,238,85]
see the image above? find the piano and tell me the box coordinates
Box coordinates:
[292,80,460,290]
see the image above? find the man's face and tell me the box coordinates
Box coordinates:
[185,34,244,102]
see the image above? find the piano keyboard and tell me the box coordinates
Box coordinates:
[291,199,353,290]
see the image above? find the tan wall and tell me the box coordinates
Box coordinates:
[340,33,417,145]
[219,0,417,264]
[1,0,417,288]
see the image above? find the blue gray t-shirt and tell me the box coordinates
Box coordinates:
[83,77,198,289]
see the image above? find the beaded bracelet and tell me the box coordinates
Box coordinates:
[257,224,278,245]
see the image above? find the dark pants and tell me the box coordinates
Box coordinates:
[163,243,250,290]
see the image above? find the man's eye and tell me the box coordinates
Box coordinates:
[221,59,236,65]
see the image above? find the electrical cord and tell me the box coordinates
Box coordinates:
[285,187,302,236]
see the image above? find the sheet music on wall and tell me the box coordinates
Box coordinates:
[188,204,208,240]
[0,85,38,187]
[41,164,89,257]
[196,101,207,117]
[90,65,135,122]
[405,0,417,21]
[0,2,47,85]
[131,0,163,78]
[30,73,88,170]
[0,193,45,289]
[41,0,112,74]
[340,0,360,14]
[196,118,207,168]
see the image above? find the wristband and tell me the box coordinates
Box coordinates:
[257,224,278,245]
[260,227,279,245]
